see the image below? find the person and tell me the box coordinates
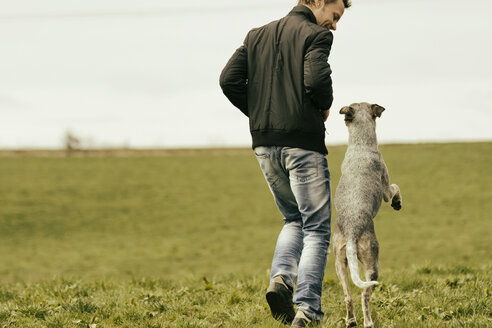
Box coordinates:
[219,0,351,326]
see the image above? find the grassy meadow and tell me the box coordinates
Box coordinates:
[0,142,491,327]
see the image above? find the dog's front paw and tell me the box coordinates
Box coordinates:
[391,198,402,211]
[346,317,357,328]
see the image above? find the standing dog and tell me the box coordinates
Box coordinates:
[333,102,402,328]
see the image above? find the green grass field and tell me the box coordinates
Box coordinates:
[0,142,491,327]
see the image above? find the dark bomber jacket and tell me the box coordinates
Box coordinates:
[219,6,334,154]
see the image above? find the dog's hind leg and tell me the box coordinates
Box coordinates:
[358,232,379,328]
[334,232,357,328]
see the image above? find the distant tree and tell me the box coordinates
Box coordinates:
[64,130,80,156]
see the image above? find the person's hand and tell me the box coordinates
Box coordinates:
[320,109,330,122]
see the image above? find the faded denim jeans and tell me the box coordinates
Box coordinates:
[254,146,331,321]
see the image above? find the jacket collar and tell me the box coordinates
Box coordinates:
[288,5,317,24]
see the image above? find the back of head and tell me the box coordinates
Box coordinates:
[298,0,352,8]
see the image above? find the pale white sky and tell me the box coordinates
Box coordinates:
[0,0,491,149]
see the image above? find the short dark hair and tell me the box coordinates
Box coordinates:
[298,0,352,8]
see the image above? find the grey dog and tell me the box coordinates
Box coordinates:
[333,102,402,328]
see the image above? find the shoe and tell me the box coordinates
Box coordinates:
[266,275,296,324]
[291,310,320,327]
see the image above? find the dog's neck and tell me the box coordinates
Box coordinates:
[348,123,378,149]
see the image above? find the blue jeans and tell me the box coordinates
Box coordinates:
[254,146,331,321]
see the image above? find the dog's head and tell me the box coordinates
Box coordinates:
[339,102,385,126]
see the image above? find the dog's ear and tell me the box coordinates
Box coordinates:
[340,106,354,115]
[371,104,385,118]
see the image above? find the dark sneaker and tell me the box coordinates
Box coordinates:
[266,275,296,324]
[291,310,320,328]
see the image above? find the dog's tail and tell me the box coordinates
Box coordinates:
[346,239,379,289]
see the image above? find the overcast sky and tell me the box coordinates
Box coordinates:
[0,0,491,149]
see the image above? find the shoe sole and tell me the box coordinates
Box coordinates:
[266,283,295,324]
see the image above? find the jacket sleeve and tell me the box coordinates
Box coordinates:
[304,30,334,110]
[219,41,248,117]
